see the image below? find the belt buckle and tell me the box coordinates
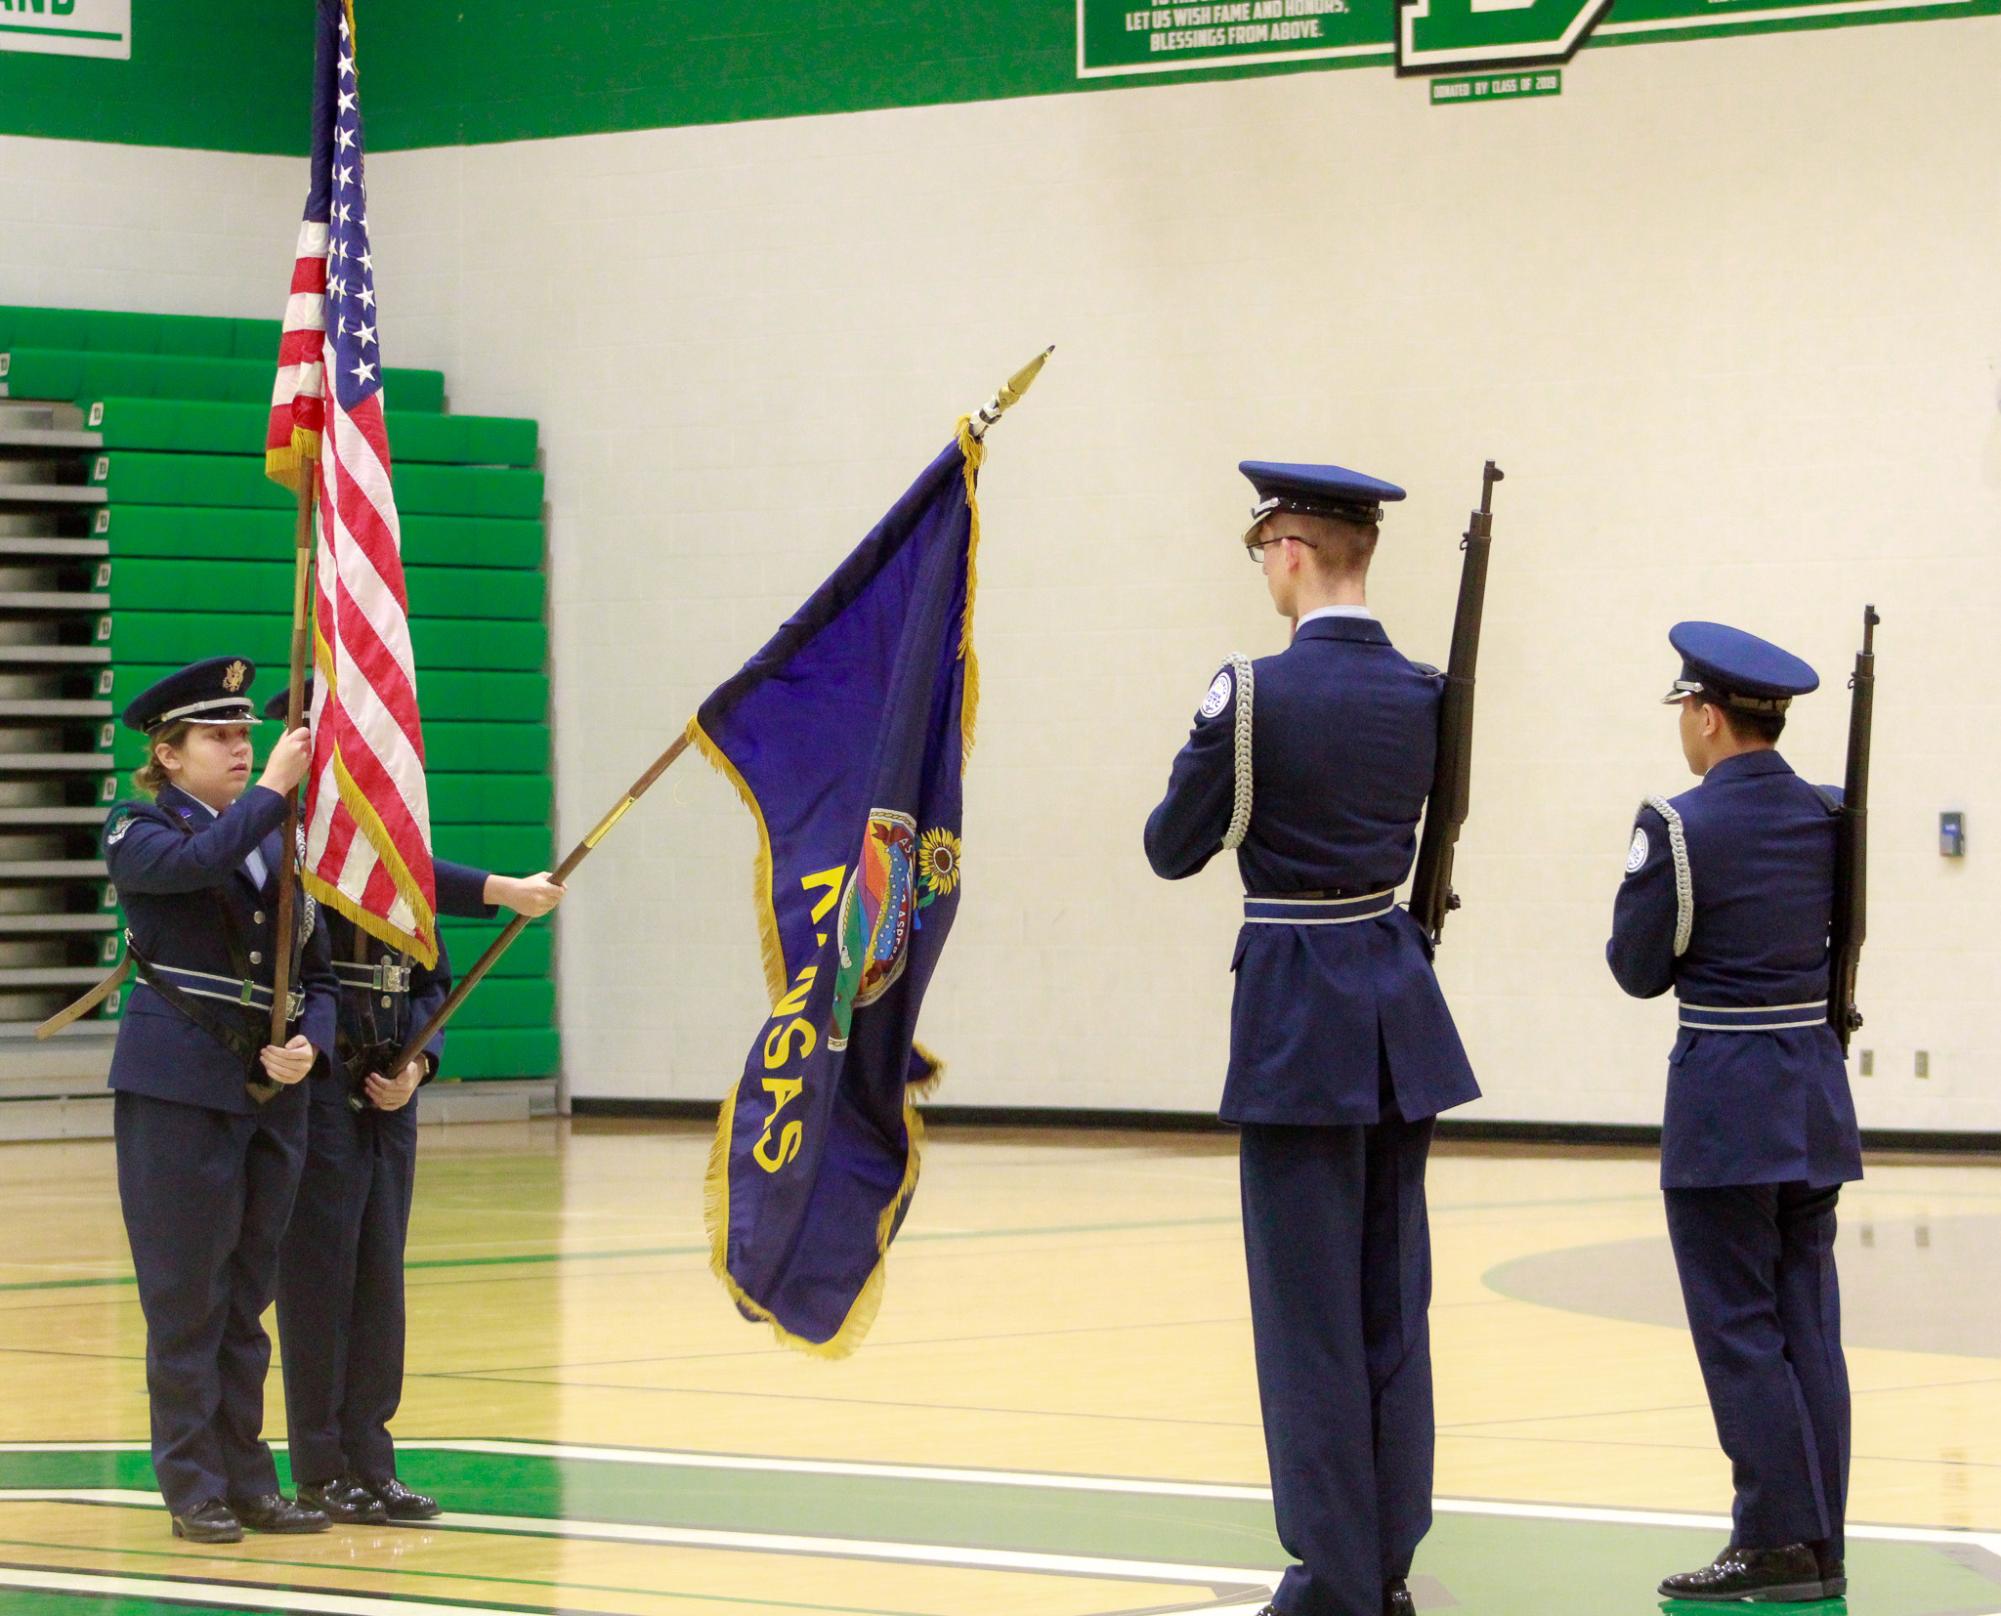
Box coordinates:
[391,964,410,994]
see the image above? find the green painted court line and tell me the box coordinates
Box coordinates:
[0,1216,1239,1297]
[5,1451,2000,1616]
[0,25,123,41]
[0,1538,941,1616]
[0,1276,132,1296]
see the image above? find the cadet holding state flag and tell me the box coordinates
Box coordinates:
[1608,619,1874,1604]
[1146,461,1495,1616]
[266,684,565,1526]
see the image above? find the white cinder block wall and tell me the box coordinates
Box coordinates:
[8,16,1999,1130]
[428,19,1993,1130]
[0,137,300,318]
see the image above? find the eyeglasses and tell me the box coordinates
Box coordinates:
[1244,534,1318,564]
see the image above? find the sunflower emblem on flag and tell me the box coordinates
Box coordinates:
[918,827,962,900]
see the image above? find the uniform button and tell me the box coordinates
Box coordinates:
[254,911,266,925]
[249,950,264,965]
[381,995,392,1009]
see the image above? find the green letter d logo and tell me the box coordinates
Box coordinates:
[1398,0,1612,71]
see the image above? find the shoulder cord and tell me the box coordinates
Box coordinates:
[1221,652,1255,851]
[1642,794,1695,957]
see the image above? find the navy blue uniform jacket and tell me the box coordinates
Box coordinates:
[105,783,339,1115]
[1145,616,1480,1125]
[324,857,493,1085]
[1608,749,1862,1189]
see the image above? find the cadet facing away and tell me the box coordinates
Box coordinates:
[1146,462,1479,1616]
[1609,621,1860,1604]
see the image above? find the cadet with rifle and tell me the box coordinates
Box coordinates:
[1144,460,1497,1616]
[1607,615,1877,1603]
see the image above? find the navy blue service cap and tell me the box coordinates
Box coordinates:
[1241,461,1406,530]
[262,677,316,722]
[1663,621,1819,712]
[121,656,264,733]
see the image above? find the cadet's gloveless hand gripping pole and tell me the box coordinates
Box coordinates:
[382,733,692,1085]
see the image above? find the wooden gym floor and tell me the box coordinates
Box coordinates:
[0,1117,1996,1616]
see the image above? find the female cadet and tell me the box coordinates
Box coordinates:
[268,683,566,1524]
[105,657,339,1543]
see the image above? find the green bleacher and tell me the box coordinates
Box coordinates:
[3,302,558,1084]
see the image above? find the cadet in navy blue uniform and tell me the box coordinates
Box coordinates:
[267,684,567,1525]
[1608,622,1860,1603]
[105,658,340,1543]
[1146,464,1480,1616]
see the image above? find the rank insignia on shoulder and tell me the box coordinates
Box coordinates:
[106,814,132,846]
[1199,667,1234,720]
[1626,824,1649,875]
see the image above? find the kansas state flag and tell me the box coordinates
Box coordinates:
[690,421,988,1356]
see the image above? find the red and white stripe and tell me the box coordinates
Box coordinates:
[302,339,439,965]
[266,220,329,471]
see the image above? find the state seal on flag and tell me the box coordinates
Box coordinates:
[829,809,919,1050]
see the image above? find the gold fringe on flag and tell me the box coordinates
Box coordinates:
[265,426,322,493]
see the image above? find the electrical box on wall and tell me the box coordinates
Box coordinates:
[1940,812,1966,857]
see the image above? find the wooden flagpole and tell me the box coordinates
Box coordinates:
[256,459,318,1103]
[380,347,1053,1087]
[382,734,691,1082]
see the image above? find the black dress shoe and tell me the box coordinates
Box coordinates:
[1658,1543,1826,1602]
[297,1475,388,1525]
[364,1475,441,1522]
[1384,1578,1416,1616]
[170,1498,243,1543]
[226,1492,330,1534]
[1814,1551,1847,1598]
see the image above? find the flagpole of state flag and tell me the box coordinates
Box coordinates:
[376,350,1052,1105]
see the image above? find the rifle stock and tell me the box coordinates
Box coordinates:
[1829,604,1878,1053]
[1409,461,1502,944]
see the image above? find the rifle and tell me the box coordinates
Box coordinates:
[1829,605,1879,1053]
[1408,460,1503,945]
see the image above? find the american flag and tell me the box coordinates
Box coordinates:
[266,0,438,968]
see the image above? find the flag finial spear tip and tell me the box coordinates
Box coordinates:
[968,346,1055,441]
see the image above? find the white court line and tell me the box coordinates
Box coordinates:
[0,1489,1270,1590]
[9,1439,1998,1558]
[0,1564,519,1616]
[412,1439,2001,1556]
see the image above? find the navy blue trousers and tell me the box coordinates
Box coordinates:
[1664,1183,1849,1556]
[275,1085,418,1486]
[113,1089,307,1514]
[1240,1110,1437,1616]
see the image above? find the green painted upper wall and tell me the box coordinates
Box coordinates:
[1,0,1995,156]
[0,0,313,154]
[366,0,1089,153]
